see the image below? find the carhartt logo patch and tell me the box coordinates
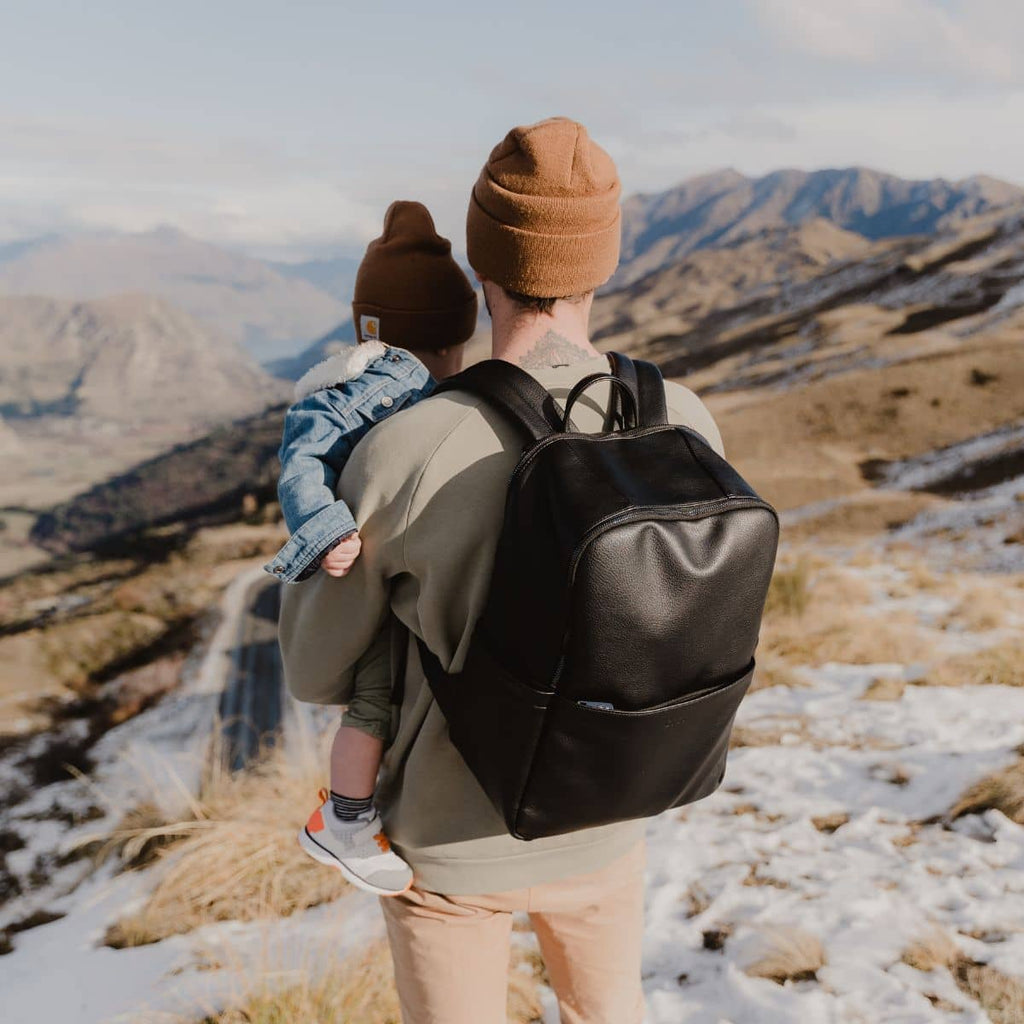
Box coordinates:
[360,315,380,341]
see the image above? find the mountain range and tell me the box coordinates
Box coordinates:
[0,294,287,510]
[596,201,1024,382]
[0,293,284,425]
[1,167,1020,372]
[3,162,1023,522]
[271,254,362,306]
[28,195,1024,555]
[0,229,346,362]
[265,318,357,382]
[612,167,1024,288]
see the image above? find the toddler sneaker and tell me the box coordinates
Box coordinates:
[298,788,413,896]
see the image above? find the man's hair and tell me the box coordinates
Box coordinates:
[503,289,589,316]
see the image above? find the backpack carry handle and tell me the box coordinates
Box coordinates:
[434,353,666,442]
[559,374,638,433]
[607,352,668,427]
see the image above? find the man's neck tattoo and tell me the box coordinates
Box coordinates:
[518,330,594,369]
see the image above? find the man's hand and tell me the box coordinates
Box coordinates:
[321,532,362,577]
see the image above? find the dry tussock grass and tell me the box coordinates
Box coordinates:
[953,959,1024,1024]
[742,864,790,890]
[891,823,922,848]
[748,656,805,694]
[869,761,913,787]
[860,676,906,701]
[940,586,1009,632]
[949,756,1024,825]
[765,560,811,619]
[715,336,1024,514]
[199,940,402,1024]
[739,926,825,984]
[732,716,897,753]
[898,559,944,593]
[195,940,547,1024]
[92,729,346,946]
[0,557,138,630]
[902,927,1024,1024]
[5,521,282,695]
[682,883,713,918]
[811,812,849,834]
[808,566,877,609]
[38,610,168,690]
[731,716,813,749]
[107,654,187,725]
[847,546,885,569]
[902,927,960,972]
[97,800,183,870]
[760,552,934,668]
[925,642,1024,689]
[763,604,931,667]
[774,487,937,544]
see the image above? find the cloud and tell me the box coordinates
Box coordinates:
[0,116,384,257]
[614,89,1024,191]
[752,0,1024,85]
[4,5,1024,260]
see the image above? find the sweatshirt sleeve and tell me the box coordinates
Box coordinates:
[277,430,411,706]
[664,382,724,458]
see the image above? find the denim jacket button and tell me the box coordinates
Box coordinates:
[381,395,394,408]
[273,565,284,573]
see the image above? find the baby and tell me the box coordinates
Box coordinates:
[265,201,477,895]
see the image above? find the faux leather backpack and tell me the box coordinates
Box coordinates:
[417,353,779,841]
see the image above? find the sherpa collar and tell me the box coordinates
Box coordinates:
[293,341,388,401]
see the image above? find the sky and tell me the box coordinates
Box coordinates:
[2,0,1024,261]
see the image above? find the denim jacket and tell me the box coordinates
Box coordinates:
[265,341,434,583]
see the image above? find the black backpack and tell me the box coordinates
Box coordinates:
[416,353,779,841]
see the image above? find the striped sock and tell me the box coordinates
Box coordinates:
[330,791,373,822]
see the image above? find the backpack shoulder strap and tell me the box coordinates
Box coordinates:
[433,360,561,442]
[608,352,668,427]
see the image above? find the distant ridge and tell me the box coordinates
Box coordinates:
[0,293,286,426]
[34,206,1024,553]
[0,228,345,361]
[272,254,361,305]
[612,167,1024,288]
[266,318,357,381]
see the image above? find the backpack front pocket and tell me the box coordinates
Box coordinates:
[514,661,754,840]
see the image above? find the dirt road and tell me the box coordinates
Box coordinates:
[218,577,283,770]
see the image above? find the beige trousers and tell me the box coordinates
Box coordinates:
[379,840,646,1024]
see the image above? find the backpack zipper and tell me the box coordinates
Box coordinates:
[566,498,777,585]
[508,424,686,491]
[550,498,776,689]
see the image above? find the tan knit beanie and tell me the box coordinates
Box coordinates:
[466,116,621,298]
[352,201,478,352]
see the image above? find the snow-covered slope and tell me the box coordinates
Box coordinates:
[3,538,1023,1022]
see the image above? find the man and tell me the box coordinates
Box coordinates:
[279,116,724,1024]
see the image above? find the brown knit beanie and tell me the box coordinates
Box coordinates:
[466,117,621,298]
[352,201,477,352]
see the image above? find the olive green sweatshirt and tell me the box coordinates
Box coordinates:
[279,355,724,895]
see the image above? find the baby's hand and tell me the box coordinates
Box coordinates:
[321,533,362,577]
